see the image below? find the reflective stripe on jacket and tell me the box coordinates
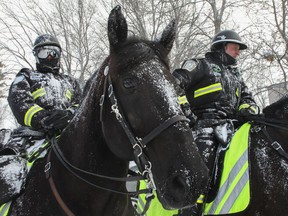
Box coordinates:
[179,52,256,118]
[8,68,82,127]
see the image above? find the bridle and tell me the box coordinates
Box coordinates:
[100,65,189,187]
[248,115,288,160]
[45,64,190,215]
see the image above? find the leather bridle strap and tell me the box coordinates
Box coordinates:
[250,117,288,160]
[45,139,150,216]
[141,115,189,146]
[105,73,190,183]
[100,66,190,184]
[246,115,288,131]
[48,136,150,195]
[45,150,75,216]
[261,126,288,160]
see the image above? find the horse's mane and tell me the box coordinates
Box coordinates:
[263,95,288,119]
[110,37,170,73]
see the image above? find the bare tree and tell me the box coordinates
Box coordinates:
[108,0,211,68]
[242,0,288,106]
[0,62,17,128]
[0,0,108,84]
[0,0,287,117]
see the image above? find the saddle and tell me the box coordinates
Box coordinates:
[0,126,48,206]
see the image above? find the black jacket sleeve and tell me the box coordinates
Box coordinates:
[238,78,259,114]
[172,59,206,90]
[66,76,82,114]
[7,68,46,128]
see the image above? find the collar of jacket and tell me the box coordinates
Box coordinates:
[205,51,236,66]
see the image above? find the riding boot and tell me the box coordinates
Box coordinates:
[0,129,12,152]
[0,136,28,156]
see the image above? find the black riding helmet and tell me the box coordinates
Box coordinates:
[211,30,247,51]
[32,34,62,73]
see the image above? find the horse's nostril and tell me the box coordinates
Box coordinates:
[168,175,188,202]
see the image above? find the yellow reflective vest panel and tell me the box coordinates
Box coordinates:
[137,181,179,216]
[204,123,251,214]
[0,201,12,216]
[137,123,251,215]
[137,181,204,216]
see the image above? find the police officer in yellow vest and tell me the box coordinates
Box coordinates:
[173,29,258,171]
[173,30,258,214]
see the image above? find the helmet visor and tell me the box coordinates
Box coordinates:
[36,46,61,59]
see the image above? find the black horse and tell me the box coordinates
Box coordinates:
[203,95,288,216]
[6,6,208,216]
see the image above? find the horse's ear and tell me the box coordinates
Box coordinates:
[157,19,176,52]
[108,5,128,50]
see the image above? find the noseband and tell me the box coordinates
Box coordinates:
[100,65,190,188]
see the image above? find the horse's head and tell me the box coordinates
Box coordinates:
[263,95,288,120]
[101,6,208,209]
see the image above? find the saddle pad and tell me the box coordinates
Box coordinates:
[204,123,251,215]
[0,156,28,205]
[0,138,48,207]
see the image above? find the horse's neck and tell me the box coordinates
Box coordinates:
[51,117,130,215]
[47,68,132,214]
[54,91,130,186]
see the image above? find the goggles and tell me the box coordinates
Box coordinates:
[35,46,61,59]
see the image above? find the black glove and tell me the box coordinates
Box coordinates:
[236,107,258,126]
[41,110,73,132]
[239,107,256,116]
[172,69,190,89]
[31,110,51,130]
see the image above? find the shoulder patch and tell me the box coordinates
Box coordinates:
[13,75,25,85]
[30,73,42,80]
[210,63,222,76]
[182,59,198,72]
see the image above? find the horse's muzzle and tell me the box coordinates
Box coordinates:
[158,171,206,210]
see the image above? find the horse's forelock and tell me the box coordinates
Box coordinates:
[108,37,180,116]
[110,37,170,72]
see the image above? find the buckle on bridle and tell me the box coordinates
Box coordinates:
[272,141,281,150]
[44,162,51,173]
[133,143,143,157]
[143,161,156,190]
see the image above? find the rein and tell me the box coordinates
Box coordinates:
[45,137,151,216]
[46,136,149,195]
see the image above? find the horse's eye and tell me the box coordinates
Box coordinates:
[123,78,135,89]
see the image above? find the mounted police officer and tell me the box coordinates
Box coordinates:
[173,30,259,215]
[8,34,82,138]
[1,34,82,155]
[0,34,82,205]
